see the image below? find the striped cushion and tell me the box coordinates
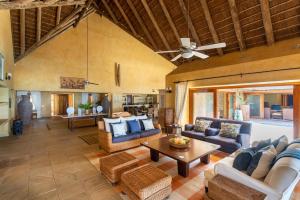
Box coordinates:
[247,145,277,179]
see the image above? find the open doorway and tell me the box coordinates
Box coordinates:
[51,93,74,116]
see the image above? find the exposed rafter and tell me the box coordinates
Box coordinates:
[0,0,86,9]
[101,0,118,24]
[74,0,93,27]
[16,6,86,62]
[126,0,158,50]
[199,0,223,56]
[36,7,41,42]
[260,0,275,45]
[228,0,246,50]
[56,6,61,25]
[141,0,173,57]
[113,0,137,36]
[20,9,25,55]
[159,0,181,45]
[177,0,201,45]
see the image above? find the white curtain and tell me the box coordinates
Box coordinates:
[175,82,188,124]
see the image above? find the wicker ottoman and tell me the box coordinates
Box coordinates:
[100,152,139,184]
[121,164,172,200]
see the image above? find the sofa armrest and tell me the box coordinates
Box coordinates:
[214,162,281,200]
[154,123,161,130]
[185,124,194,131]
[236,133,250,148]
[98,121,105,131]
[99,130,112,152]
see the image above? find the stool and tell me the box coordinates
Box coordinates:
[121,164,172,200]
[100,152,139,184]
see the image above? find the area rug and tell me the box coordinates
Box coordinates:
[78,133,99,145]
[85,146,228,200]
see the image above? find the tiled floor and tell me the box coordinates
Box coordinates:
[0,118,120,200]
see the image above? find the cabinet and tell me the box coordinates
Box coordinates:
[0,87,10,137]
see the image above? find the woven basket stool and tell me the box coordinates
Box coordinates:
[100,152,139,184]
[121,164,172,200]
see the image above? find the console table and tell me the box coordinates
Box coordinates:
[60,113,108,131]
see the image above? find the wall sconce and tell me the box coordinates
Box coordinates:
[165,86,172,93]
[5,72,12,80]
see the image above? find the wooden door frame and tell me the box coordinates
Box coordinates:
[189,88,217,123]
[189,82,300,139]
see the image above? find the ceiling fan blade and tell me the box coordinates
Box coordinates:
[156,50,180,54]
[88,82,99,85]
[180,38,191,48]
[192,51,209,59]
[195,43,226,51]
[171,54,182,62]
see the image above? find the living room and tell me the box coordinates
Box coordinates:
[0,0,300,200]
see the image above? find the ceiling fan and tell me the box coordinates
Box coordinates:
[83,17,99,86]
[156,38,226,62]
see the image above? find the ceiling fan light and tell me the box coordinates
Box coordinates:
[182,52,193,59]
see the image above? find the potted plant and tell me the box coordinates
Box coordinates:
[78,103,92,115]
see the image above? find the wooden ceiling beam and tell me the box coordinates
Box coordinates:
[56,6,61,25]
[0,0,86,9]
[159,0,181,45]
[177,0,201,45]
[126,0,158,49]
[20,9,25,55]
[260,0,275,45]
[113,0,137,36]
[74,0,93,27]
[199,0,223,56]
[101,0,118,24]
[16,6,84,62]
[36,7,41,42]
[228,0,246,50]
[141,0,173,57]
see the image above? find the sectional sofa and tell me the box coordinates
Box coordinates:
[182,117,252,153]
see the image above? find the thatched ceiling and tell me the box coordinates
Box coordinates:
[5,0,300,64]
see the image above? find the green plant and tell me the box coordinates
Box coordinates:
[78,103,92,110]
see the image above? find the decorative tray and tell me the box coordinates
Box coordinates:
[169,136,191,149]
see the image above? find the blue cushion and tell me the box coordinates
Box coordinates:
[271,105,281,111]
[112,133,140,143]
[127,120,141,133]
[255,139,271,151]
[233,148,255,171]
[140,129,160,137]
[204,128,220,136]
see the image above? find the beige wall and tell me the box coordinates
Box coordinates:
[166,38,300,125]
[14,14,175,94]
[0,10,14,89]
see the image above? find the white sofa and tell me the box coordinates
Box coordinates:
[211,151,300,200]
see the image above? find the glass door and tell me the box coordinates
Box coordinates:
[193,92,214,122]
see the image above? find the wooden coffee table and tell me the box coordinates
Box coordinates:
[142,136,220,177]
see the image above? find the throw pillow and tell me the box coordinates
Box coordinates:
[103,118,121,132]
[142,119,155,130]
[219,123,241,139]
[127,120,141,133]
[233,148,256,171]
[204,128,220,136]
[272,135,288,153]
[135,115,148,120]
[194,119,212,132]
[252,139,272,151]
[247,145,277,179]
[110,122,127,137]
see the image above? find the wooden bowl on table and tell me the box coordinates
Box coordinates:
[169,136,190,149]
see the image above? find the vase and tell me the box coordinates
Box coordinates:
[17,95,33,125]
[78,108,82,116]
[85,109,89,115]
[234,109,243,121]
[101,95,110,114]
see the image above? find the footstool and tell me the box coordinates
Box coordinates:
[100,152,139,184]
[121,164,172,200]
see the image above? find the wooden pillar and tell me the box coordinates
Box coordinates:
[189,89,194,123]
[213,89,218,118]
[293,85,300,139]
[260,94,264,119]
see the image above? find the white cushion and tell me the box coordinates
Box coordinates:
[274,136,288,153]
[111,122,127,137]
[142,119,155,130]
[250,145,277,179]
[287,143,300,149]
[103,118,121,132]
[135,115,148,120]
